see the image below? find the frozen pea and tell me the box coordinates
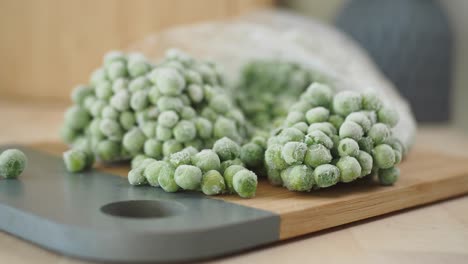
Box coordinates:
[201,170,226,195]
[106,61,127,80]
[362,91,382,111]
[130,90,149,111]
[286,111,306,126]
[90,68,108,86]
[378,105,399,128]
[373,144,396,169]
[378,167,400,185]
[122,127,146,155]
[213,137,241,161]
[278,127,305,143]
[119,111,136,130]
[265,144,288,171]
[60,125,78,144]
[240,142,264,167]
[251,136,267,149]
[129,76,150,93]
[368,123,390,144]
[185,139,204,150]
[144,139,163,159]
[88,118,103,137]
[112,78,128,93]
[333,90,362,116]
[302,82,333,107]
[104,50,126,65]
[0,149,27,178]
[233,169,258,198]
[157,163,179,192]
[148,67,186,96]
[148,85,161,105]
[328,114,344,129]
[145,107,160,120]
[128,167,147,186]
[223,165,245,193]
[267,168,283,186]
[173,120,197,142]
[162,140,184,157]
[339,121,364,141]
[360,110,377,124]
[220,159,244,174]
[64,106,90,130]
[214,117,239,142]
[304,130,334,149]
[180,106,196,120]
[313,164,340,188]
[169,149,192,167]
[158,110,179,128]
[356,150,373,177]
[156,125,173,141]
[131,154,148,169]
[144,160,166,187]
[182,146,199,156]
[128,59,150,77]
[385,136,404,154]
[71,85,93,105]
[394,149,402,165]
[95,140,120,162]
[140,121,156,138]
[83,95,97,112]
[337,138,359,157]
[110,90,130,111]
[99,118,123,141]
[281,142,307,165]
[201,107,218,122]
[174,165,203,190]
[227,109,246,125]
[305,107,330,124]
[292,122,309,133]
[209,94,232,114]
[90,100,106,118]
[346,112,372,133]
[63,149,88,173]
[157,96,184,112]
[290,100,313,113]
[192,150,221,172]
[101,105,119,120]
[358,137,374,154]
[185,70,203,85]
[280,165,314,192]
[187,84,204,104]
[95,81,113,100]
[307,122,336,137]
[304,144,332,168]
[336,156,362,183]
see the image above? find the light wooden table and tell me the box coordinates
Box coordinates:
[1,100,467,264]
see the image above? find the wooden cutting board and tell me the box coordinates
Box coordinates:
[31,141,468,240]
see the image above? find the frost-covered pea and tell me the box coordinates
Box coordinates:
[292,122,309,133]
[64,106,90,130]
[337,138,359,157]
[214,117,239,142]
[60,125,78,144]
[220,159,244,174]
[90,100,106,118]
[378,105,399,128]
[332,90,362,116]
[0,149,27,178]
[304,144,332,168]
[99,118,123,141]
[157,96,184,112]
[143,139,163,159]
[192,150,221,172]
[286,111,306,126]
[143,160,164,187]
[213,137,241,161]
[201,170,226,195]
[185,69,203,85]
[373,144,395,169]
[130,90,149,111]
[339,121,364,141]
[356,150,373,177]
[156,125,173,141]
[265,144,288,171]
[162,140,184,157]
[240,142,264,167]
[71,85,93,105]
[278,127,305,144]
[83,95,97,113]
[267,168,283,186]
[119,111,135,130]
[346,112,372,133]
[336,156,361,183]
[95,81,113,100]
[128,58,150,77]
[233,169,258,198]
[95,140,120,162]
[280,165,314,192]
[305,107,330,124]
[101,105,119,120]
[281,142,307,165]
[88,118,103,137]
[148,85,161,105]
[90,68,108,86]
[328,114,344,129]
[290,100,313,113]
[158,110,179,128]
[174,165,202,190]
[302,82,333,107]
[148,67,186,96]
[62,149,88,173]
[385,136,404,154]
[304,130,334,149]
[307,122,336,137]
[187,84,204,104]
[223,165,245,193]
[378,167,400,185]
[122,127,146,155]
[157,162,179,192]
[112,78,128,93]
[393,149,402,165]
[360,110,377,124]
[106,61,127,80]
[128,167,147,186]
[313,164,340,188]
[173,120,197,142]
[110,90,130,111]
[368,123,390,144]
[140,121,156,138]
[169,149,192,167]
[362,91,382,111]
[180,106,196,120]
[209,94,232,114]
[358,136,374,154]
[129,76,151,93]
[131,154,148,169]
[104,50,126,66]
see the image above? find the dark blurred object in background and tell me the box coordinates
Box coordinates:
[335,0,453,122]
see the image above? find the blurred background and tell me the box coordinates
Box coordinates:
[0,0,466,133]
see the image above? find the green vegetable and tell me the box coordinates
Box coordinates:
[174,165,203,190]
[233,169,258,198]
[0,149,27,178]
[192,150,221,172]
[63,149,89,173]
[378,167,400,185]
[313,164,340,188]
[373,144,396,169]
[337,138,359,157]
[336,156,361,183]
[213,137,241,161]
[281,165,314,191]
[304,144,332,168]
[201,170,226,195]
[332,91,362,116]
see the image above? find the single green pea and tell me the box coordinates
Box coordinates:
[185,70,203,85]
[339,121,364,141]
[240,142,264,167]
[90,100,107,118]
[194,117,213,139]
[301,82,333,107]
[223,165,245,193]
[156,125,173,141]
[280,165,314,192]
[174,165,203,191]
[122,127,146,155]
[180,106,196,120]
[345,112,372,133]
[101,105,119,120]
[328,114,344,129]
[71,85,93,105]
[201,170,226,195]
[220,159,244,174]
[106,61,127,81]
[63,149,88,173]
[213,117,240,142]
[119,111,136,130]
[99,118,123,141]
[336,156,362,183]
[149,67,186,96]
[162,140,184,157]
[209,94,232,114]
[201,107,218,122]
[307,122,336,137]
[394,149,402,165]
[157,96,184,112]
[292,122,309,133]
[148,85,161,105]
[90,68,108,86]
[143,160,165,187]
[338,138,360,157]
[356,150,373,177]
[128,167,147,186]
[304,144,332,168]
[128,58,150,78]
[95,81,113,100]
[332,90,362,116]
[64,106,91,130]
[226,109,246,126]
[112,78,129,93]
[233,169,258,198]
[158,110,179,128]
[131,154,149,169]
[173,120,197,142]
[313,164,340,188]
[304,130,334,149]
[0,149,27,178]
[373,144,396,169]
[130,90,149,111]
[278,127,305,144]
[378,167,400,185]
[213,137,241,161]
[358,136,374,154]
[168,149,192,167]
[110,90,130,111]
[264,144,288,171]
[281,142,307,165]
[157,162,179,192]
[129,76,151,93]
[192,149,221,172]
[251,136,267,149]
[377,105,399,128]
[143,139,163,159]
[285,111,306,126]
[104,50,126,66]
[140,121,156,138]
[95,140,121,162]
[266,168,283,186]
[368,123,390,144]
[361,91,382,111]
[305,107,330,124]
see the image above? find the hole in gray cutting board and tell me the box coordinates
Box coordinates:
[101,200,186,218]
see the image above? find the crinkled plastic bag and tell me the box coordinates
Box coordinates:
[131,9,416,151]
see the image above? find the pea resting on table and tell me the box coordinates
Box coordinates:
[0,149,28,179]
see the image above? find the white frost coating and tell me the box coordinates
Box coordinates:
[130,9,416,150]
